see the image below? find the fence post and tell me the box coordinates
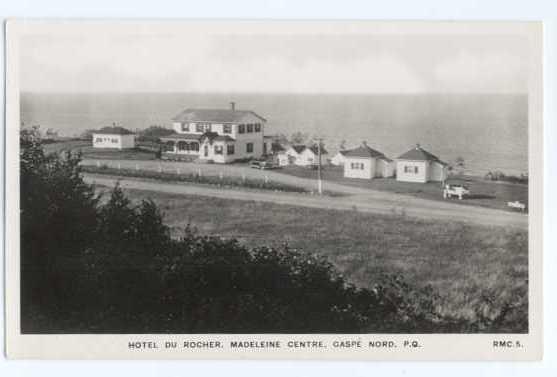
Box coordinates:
[117,163,121,170]
[176,167,180,175]
[158,164,162,173]
[219,171,224,180]
[242,173,246,185]
[96,160,100,168]
[264,175,269,185]
[135,164,139,171]
[198,168,202,178]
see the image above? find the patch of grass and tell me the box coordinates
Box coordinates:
[279,166,528,212]
[83,165,313,194]
[43,140,158,160]
[121,188,528,332]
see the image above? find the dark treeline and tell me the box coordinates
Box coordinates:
[20,128,525,333]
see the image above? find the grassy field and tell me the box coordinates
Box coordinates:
[44,140,158,160]
[120,187,528,329]
[279,165,528,212]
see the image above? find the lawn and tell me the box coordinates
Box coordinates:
[278,165,528,212]
[119,188,528,330]
[43,140,158,160]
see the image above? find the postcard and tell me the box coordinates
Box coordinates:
[4,20,543,360]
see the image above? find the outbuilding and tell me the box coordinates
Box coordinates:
[92,126,135,149]
[395,144,448,183]
[343,143,394,179]
[330,150,348,166]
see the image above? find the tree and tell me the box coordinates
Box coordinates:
[290,131,308,145]
[339,139,347,151]
[451,156,465,175]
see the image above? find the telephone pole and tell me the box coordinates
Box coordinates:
[317,138,323,195]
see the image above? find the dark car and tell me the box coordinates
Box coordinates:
[250,160,276,170]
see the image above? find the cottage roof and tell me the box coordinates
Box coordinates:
[94,126,134,135]
[291,145,306,154]
[343,145,387,159]
[271,142,285,153]
[290,144,328,155]
[397,145,447,165]
[172,108,266,123]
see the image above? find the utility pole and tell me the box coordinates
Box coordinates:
[317,138,323,195]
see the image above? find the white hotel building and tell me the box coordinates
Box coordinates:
[161,103,266,163]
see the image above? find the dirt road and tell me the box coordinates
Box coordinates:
[84,173,528,229]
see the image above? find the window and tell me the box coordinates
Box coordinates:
[223,124,232,134]
[227,144,235,155]
[195,123,212,132]
[247,124,254,133]
[177,141,188,151]
[351,162,364,170]
[214,145,223,155]
[255,123,261,132]
[238,124,245,134]
[190,142,199,152]
[404,165,419,174]
[181,123,189,132]
[246,142,254,153]
[95,137,102,142]
[111,138,118,143]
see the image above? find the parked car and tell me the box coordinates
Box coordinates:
[507,201,527,211]
[250,160,276,170]
[443,184,470,200]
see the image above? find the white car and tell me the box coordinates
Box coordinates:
[443,184,470,200]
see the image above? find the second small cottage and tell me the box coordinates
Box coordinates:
[343,142,394,179]
[396,144,448,183]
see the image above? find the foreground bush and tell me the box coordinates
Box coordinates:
[20,128,526,333]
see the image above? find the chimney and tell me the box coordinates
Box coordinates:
[362,140,368,147]
[230,102,236,111]
[416,143,421,149]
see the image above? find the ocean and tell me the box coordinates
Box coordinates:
[20,92,528,176]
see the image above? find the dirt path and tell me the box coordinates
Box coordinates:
[83,173,528,229]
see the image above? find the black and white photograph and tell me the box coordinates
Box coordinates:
[4,20,543,360]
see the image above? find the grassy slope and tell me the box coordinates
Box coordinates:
[121,188,528,324]
[279,165,528,212]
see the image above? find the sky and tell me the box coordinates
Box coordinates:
[18,24,530,94]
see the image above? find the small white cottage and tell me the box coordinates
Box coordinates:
[343,143,394,179]
[395,144,448,183]
[330,150,348,166]
[92,126,135,149]
[281,145,328,167]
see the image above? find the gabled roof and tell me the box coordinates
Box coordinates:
[199,131,235,143]
[94,126,134,135]
[291,145,306,154]
[172,108,266,123]
[343,144,386,159]
[397,145,447,165]
[307,145,328,155]
[289,144,328,155]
